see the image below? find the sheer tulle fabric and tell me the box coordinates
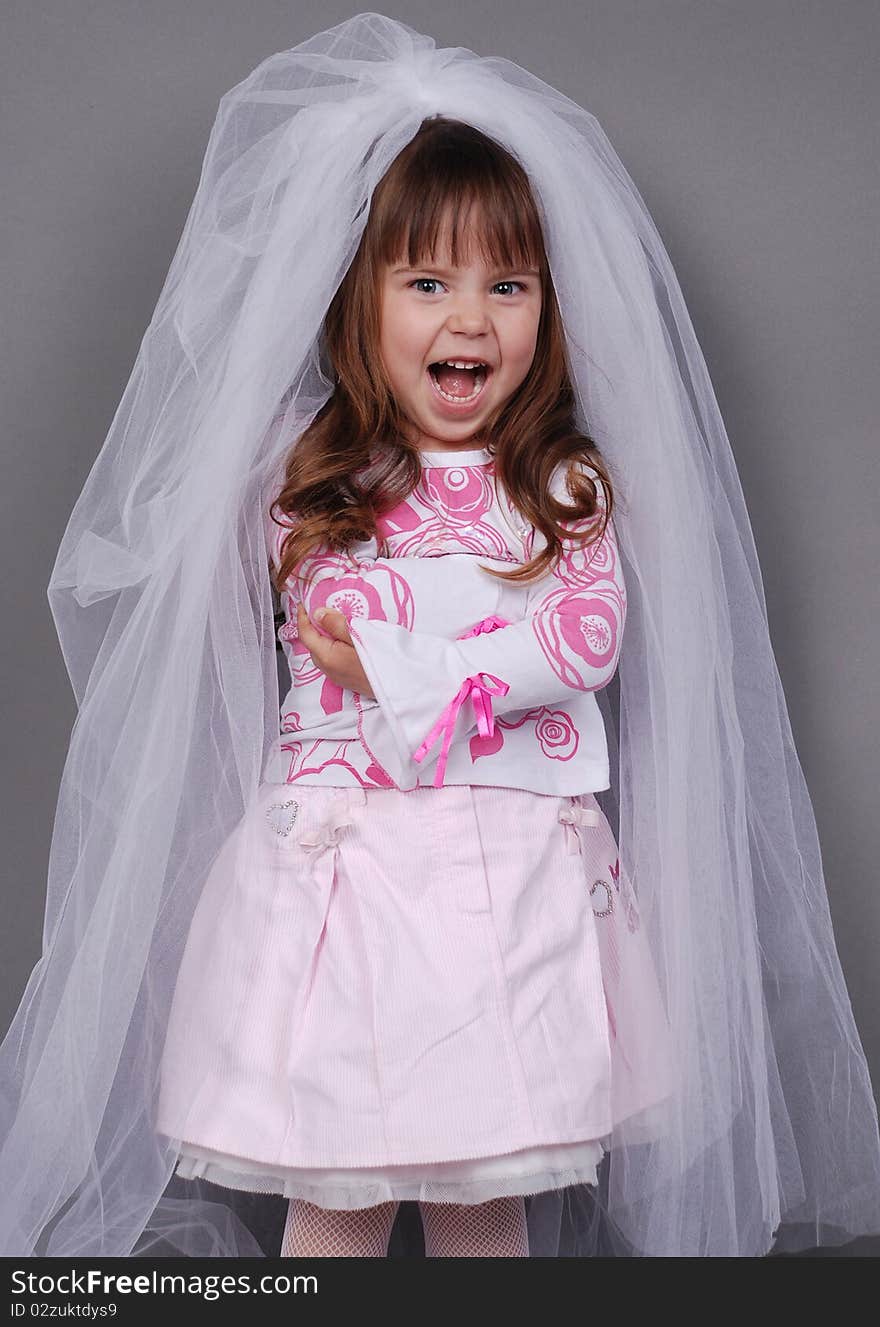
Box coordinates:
[1,11,878,1258]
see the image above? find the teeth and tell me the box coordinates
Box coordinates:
[437,359,489,370]
[430,366,487,403]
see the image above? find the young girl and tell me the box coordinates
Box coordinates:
[3,14,878,1260]
[155,113,673,1257]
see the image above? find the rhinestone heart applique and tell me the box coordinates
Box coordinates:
[265,799,301,837]
[590,877,614,918]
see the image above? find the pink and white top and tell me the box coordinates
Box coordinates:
[263,445,626,794]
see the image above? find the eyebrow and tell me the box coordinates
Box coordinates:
[392,264,540,277]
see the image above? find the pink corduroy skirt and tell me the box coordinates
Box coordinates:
[156,781,673,1210]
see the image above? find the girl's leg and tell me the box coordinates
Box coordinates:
[419,1196,529,1257]
[280,1197,400,1257]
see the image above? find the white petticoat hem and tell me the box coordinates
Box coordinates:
[173,1137,607,1209]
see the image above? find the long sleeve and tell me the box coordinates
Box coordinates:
[347,469,626,788]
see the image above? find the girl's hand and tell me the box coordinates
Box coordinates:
[296,602,376,700]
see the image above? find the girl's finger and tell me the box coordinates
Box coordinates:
[312,606,352,643]
[296,602,322,649]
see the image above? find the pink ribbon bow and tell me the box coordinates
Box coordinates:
[298,801,355,856]
[557,801,602,853]
[458,613,511,638]
[414,671,510,788]
[297,789,366,859]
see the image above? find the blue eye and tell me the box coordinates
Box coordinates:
[408,278,528,296]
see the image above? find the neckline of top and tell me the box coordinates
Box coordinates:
[418,447,493,467]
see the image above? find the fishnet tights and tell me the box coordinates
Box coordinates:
[280,1195,529,1257]
[420,1196,530,1257]
[280,1198,399,1257]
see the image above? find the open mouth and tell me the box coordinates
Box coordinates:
[427,360,492,407]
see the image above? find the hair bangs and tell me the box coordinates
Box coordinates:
[374,119,545,276]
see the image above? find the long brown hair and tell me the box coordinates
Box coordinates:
[269,115,614,596]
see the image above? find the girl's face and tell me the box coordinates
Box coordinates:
[378,230,542,451]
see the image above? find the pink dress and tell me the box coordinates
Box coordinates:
[155,447,674,1208]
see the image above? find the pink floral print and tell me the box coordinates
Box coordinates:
[528,501,625,693]
[264,457,624,790]
[535,709,580,761]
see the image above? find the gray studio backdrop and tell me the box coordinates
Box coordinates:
[2,1,878,1252]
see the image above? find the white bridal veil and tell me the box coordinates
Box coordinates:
[1,11,879,1258]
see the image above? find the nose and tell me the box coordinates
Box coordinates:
[445,291,492,335]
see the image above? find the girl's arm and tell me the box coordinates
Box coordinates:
[347,474,625,787]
